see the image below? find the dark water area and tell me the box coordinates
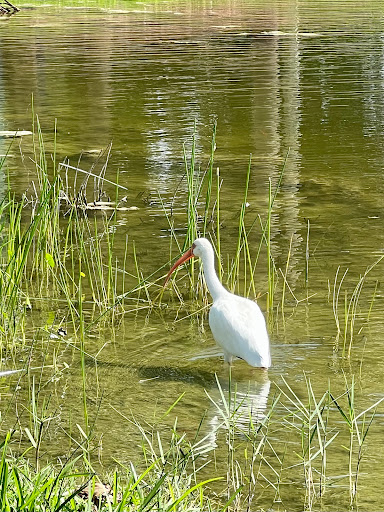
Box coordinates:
[1,1,384,510]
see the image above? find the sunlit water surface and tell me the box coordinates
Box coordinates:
[1,1,384,510]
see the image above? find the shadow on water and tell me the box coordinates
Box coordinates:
[83,352,272,426]
[85,355,217,387]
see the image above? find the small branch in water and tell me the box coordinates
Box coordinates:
[59,162,128,190]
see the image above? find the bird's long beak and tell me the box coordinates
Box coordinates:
[164,246,195,286]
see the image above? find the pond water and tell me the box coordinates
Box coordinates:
[1,0,384,510]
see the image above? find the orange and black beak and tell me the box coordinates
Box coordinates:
[164,244,195,286]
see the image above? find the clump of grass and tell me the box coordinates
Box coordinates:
[275,375,384,508]
[277,376,338,509]
[332,255,384,357]
[330,375,383,504]
[0,118,157,346]
[0,427,219,511]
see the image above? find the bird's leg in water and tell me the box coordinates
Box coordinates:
[223,351,233,364]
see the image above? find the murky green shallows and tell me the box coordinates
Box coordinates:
[1,1,384,510]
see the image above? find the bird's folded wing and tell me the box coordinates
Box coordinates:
[208,297,269,366]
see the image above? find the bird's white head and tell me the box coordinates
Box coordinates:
[190,237,213,259]
[164,237,213,286]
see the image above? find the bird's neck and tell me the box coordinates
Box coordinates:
[202,251,227,301]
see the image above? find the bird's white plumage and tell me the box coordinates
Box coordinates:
[209,295,270,367]
[168,237,271,368]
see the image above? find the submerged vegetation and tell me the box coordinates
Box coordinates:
[0,119,384,510]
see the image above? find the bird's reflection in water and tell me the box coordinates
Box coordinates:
[197,369,271,453]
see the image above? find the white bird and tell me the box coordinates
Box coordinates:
[164,238,271,368]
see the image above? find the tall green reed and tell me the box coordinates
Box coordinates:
[332,254,384,357]
[331,376,384,504]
